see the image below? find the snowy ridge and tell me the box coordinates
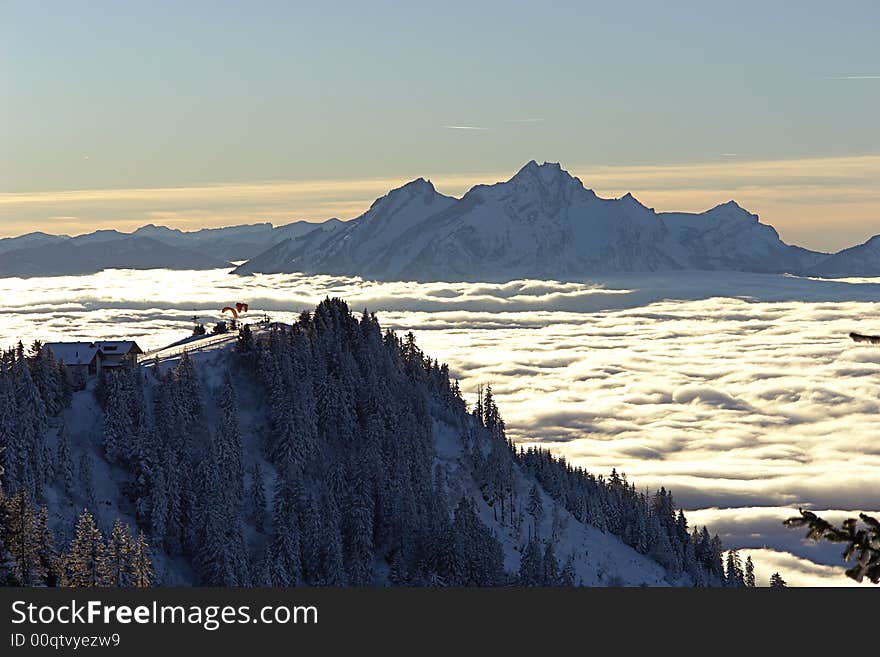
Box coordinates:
[234,161,831,281]
[807,234,880,278]
[0,220,342,278]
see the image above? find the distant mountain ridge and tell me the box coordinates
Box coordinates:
[2,161,878,279]
[234,161,850,281]
[0,236,231,278]
[0,219,341,278]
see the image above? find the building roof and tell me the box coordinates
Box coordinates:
[95,340,143,355]
[43,340,144,366]
[43,342,102,366]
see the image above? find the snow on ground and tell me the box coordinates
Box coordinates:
[433,419,677,586]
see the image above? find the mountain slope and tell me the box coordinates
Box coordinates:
[0,231,69,255]
[808,234,880,278]
[234,161,825,281]
[234,179,455,276]
[132,219,342,261]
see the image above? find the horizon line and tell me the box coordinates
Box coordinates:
[1,153,879,251]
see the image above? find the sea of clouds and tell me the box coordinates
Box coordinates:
[2,267,878,586]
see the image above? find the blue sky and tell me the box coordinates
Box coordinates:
[1,1,878,248]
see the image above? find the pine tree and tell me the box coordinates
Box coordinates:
[518,535,543,586]
[214,375,244,505]
[55,423,75,502]
[78,452,96,512]
[527,484,544,538]
[725,549,745,587]
[35,506,58,586]
[785,509,880,585]
[268,473,302,586]
[106,519,134,587]
[0,486,18,586]
[5,490,45,585]
[250,461,267,533]
[65,509,110,587]
[13,353,49,499]
[559,553,577,586]
[195,440,247,586]
[541,541,560,586]
[769,572,787,588]
[130,531,154,587]
[342,455,375,585]
[744,555,756,588]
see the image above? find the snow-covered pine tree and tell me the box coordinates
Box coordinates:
[527,484,544,539]
[342,451,375,585]
[106,519,134,587]
[268,470,302,587]
[55,423,75,503]
[35,505,58,586]
[0,485,18,585]
[5,489,45,585]
[0,367,23,493]
[518,535,543,586]
[65,508,110,587]
[214,375,244,505]
[541,541,560,586]
[28,341,65,417]
[195,438,247,586]
[13,351,49,499]
[559,553,577,586]
[78,452,96,513]
[249,461,267,533]
[130,531,154,587]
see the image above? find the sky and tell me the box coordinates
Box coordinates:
[2,0,878,250]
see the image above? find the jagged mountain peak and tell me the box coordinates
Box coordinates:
[394,176,437,195]
[706,199,751,215]
[619,191,652,211]
[363,177,447,219]
[133,223,184,236]
[510,160,579,186]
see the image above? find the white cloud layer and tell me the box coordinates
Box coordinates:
[2,268,877,585]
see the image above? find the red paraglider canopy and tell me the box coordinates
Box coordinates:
[236,302,249,313]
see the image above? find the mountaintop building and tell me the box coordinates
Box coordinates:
[42,340,144,378]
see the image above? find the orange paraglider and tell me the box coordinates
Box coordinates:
[221,306,239,319]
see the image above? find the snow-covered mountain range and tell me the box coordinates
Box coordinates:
[3,161,877,280]
[233,161,873,281]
